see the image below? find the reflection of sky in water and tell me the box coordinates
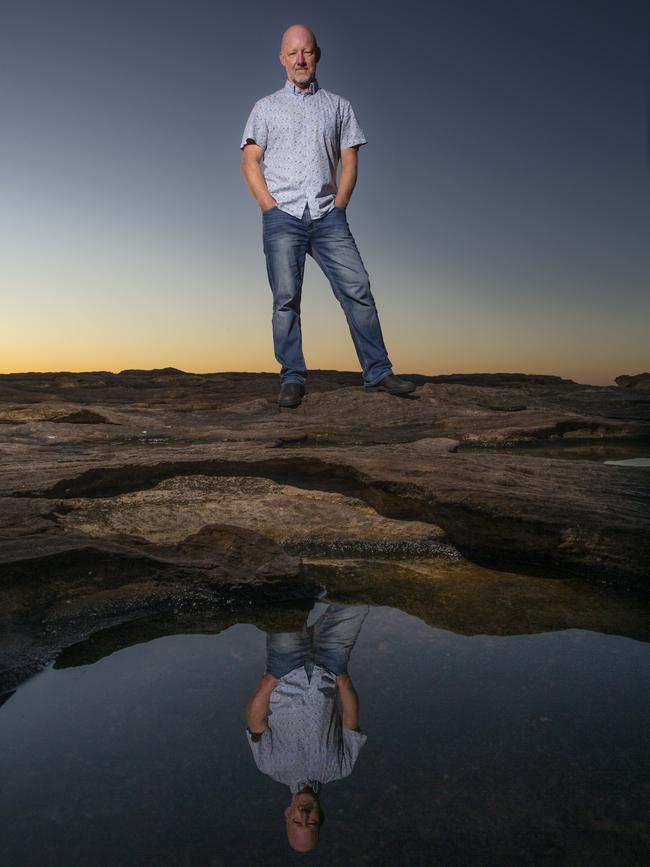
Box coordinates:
[1,607,648,866]
[500,440,650,464]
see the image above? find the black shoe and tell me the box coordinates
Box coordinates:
[364,373,416,395]
[278,382,305,408]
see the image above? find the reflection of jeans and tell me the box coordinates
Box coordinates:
[262,204,392,386]
[266,603,369,679]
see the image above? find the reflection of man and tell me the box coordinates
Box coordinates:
[245,603,369,852]
[240,23,416,408]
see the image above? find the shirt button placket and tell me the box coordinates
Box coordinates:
[304,95,310,213]
[299,96,307,195]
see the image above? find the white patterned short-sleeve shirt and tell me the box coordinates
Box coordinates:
[246,664,367,794]
[240,78,367,219]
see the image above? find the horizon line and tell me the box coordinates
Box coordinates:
[0,366,640,389]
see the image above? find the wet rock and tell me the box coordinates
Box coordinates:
[44,558,650,679]
[307,558,650,642]
[0,517,317,694]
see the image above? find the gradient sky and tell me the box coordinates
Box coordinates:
[1,0,648,385]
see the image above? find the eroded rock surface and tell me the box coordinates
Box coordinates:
[1,369,649,693]
[0,519,313,693]
[60,474,453,558]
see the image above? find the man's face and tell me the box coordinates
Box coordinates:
[284,789,321,852]
[279,28,319,90]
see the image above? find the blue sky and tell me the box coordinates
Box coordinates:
[1,0,648,384]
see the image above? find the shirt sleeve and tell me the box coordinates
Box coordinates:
[246,727,273,773]
[240,101,268,151]
[337,729,368,779]
[341,729,368,771]
[340,100,367,149]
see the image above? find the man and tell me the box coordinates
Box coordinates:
[240,23,416,408]
[245,602,369,852]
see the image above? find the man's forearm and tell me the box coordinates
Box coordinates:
[241,160,276,212]
[336,673,360,730]
[245,673,278,732]
[334,161,358,209]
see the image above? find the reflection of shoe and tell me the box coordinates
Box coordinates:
[364,373,416,395]
[278,382,305,408]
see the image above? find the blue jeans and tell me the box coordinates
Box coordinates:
[262,204,393,387]
[266,603,369,680]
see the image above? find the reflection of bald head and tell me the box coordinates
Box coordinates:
[280,24,318,53]
[286,824,319,853]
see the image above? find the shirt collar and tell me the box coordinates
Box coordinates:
[284,78,319,95]
[290,780,321,794]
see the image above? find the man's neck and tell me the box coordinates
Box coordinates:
[291,781,321,795]
[286,77,318,94]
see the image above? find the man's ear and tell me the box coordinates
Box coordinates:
[315,46,321,63]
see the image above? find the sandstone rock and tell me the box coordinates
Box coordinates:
[58,474,453,558]
[0,369,648,694]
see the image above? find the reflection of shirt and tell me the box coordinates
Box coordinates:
[246,664,367,794]
[239,78,367,220]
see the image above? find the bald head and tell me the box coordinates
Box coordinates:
[280,24,318,53]
[279,24,321,91]
[284,789,321,853]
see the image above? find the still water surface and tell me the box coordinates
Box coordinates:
[1,591,648,866]
[500,440,650,464]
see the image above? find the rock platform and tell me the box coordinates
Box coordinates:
[1,368,648,693]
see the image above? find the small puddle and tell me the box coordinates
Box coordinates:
[496,439,650,463]
[1,560,648,865]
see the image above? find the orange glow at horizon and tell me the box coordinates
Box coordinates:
[2,264,646,389]
[0,340,640,388]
